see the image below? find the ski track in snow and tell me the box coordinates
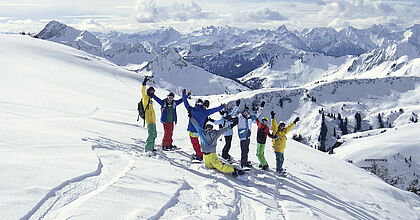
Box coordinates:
[21,137,136,220]
[19,134,383,219]
[25,135,289,219]
[21,134,376,220]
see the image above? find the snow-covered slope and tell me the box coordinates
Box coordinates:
[239,51,348,89]
[2,34,419,219]
[136,48,248,95]
[333,123,420,195]
[228,76,420,152]
[240,41,420,89]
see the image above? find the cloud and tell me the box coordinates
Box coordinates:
[233,8,288,22]
[134,0,211,23]
[320,0,395,19]
[316,0,420,29]
[7,19,33,24]
[74,19,105,31]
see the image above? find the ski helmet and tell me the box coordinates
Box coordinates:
[195,99,204,106]
[147,87,155,96]
[203,100,210,108]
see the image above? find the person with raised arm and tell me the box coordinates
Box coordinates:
[271,111,300,174]
[152,92,183,151]
[236,100,265,169]
[182,89,225,161]
[141,76,157,155]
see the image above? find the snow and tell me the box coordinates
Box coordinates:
[1,34,419,219]
[333,123,420,196]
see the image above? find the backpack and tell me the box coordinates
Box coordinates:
[137,100,150,126]
[137,101,145,121]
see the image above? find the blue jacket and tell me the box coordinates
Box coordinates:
[237,107,263,140]
[153,95,183,123]
[182,93,224,132]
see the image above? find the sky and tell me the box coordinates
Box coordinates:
[0,0,419,34]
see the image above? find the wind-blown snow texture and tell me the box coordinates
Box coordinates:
[1,34,419,219]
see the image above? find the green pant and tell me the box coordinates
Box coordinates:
[256,143,268,166]
[145,123,157,151]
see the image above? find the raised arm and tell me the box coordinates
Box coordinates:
[182,90,191,110]
[152,94,164,106]
[251,101,265,121]
[175,98,183,106]
[271,111,278,134]
[285,117,299,134]
[229,105,239,116]
[205,105,224,116]
[284,123,295,134]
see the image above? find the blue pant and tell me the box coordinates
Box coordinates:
[275,152,284,172]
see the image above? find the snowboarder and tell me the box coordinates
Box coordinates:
[141,76,157,154]
[182,89,225,161]
[255,117,277,170]
[271,111,300,174]
[236,100,265,168]
[152,92,183,150]
[189,112,244,178]
[213,104,240,161]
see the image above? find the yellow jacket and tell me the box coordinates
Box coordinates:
[141,85,156,124]
[272,118,295,153]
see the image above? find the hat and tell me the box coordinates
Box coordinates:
[147,86,155,92]
[262,117,269,122]
[205,123,214,130]
[203,100,210,108]
[167,92,175,97]
[278,121,286,127]
[147,87,155,96]
[196,99,204,106]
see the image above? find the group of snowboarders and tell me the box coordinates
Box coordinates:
[140,76,300,178]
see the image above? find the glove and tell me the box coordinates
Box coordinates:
[294,117,300,124]
[188,110,192,118]
[208,117,215,123]
[142,76,149,86]
[187,91,192,96]
[236,99,241,106]
[261,101,265,107]
[182,89,186,94]
[270,111,275,119]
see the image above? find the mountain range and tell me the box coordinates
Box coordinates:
[31,21,420,194]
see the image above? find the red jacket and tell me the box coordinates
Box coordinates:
[256,119,275,144]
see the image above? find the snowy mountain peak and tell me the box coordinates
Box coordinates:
[402,24,420,47]
[154,48,188,69]
[276,24,289,33]
[197,25,241,37]
[35,20,77,40]
[78,30,101,47]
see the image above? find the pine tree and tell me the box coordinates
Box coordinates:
[378,113,384,128]
[319,112,328,151]
[355,112,362,131]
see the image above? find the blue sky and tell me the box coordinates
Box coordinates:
[0,0,419,33]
